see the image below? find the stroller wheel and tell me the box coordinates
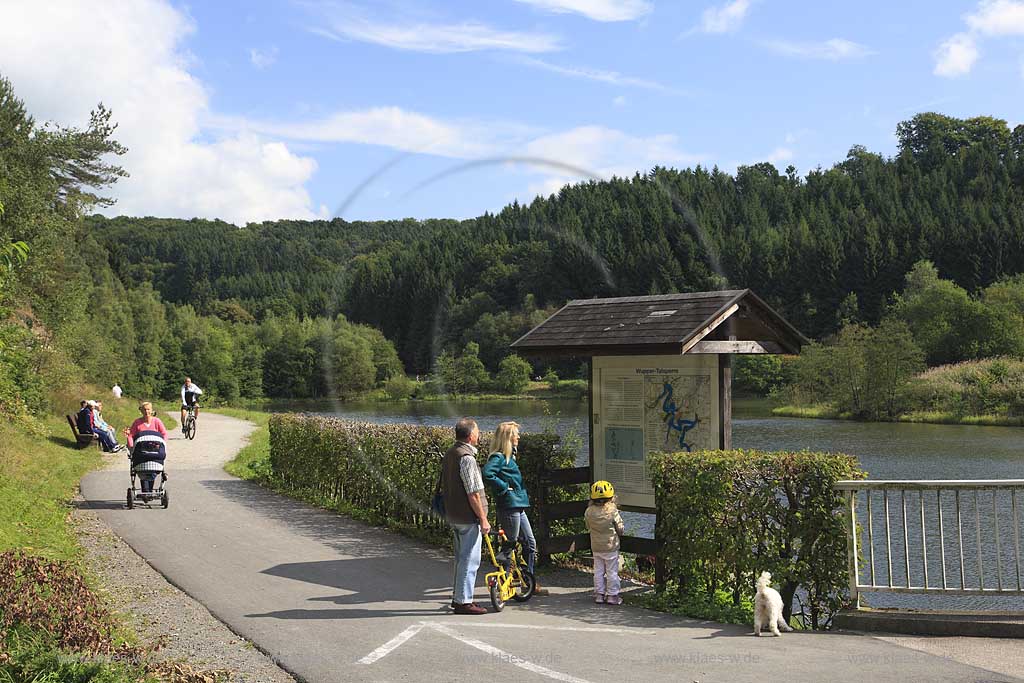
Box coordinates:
[126,487,134,509]
[161,489,169,509]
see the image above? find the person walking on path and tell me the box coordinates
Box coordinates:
[124,401,168,493]
[442,417,490,615]
[112,383,122,399]
[482,421,548,596]
[585,480,625,605]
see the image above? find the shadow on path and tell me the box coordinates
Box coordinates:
[201,478,449,562]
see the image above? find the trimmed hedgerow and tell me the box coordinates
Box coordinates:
[267,415,582,544]
[650,449,865,629]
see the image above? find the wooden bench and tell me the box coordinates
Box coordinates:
[67,415,100,449]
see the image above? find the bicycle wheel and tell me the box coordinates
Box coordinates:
[489,578,505,612]
[185,416,196,440]
[512,570,535,602]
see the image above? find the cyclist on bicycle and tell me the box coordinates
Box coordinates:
[180,377,203,431]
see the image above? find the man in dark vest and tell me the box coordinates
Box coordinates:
[442,417,490,615]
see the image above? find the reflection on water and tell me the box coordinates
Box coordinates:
[285,396,1024,611]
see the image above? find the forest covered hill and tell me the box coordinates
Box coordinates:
[87,112,1024,374]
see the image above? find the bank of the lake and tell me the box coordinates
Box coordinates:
[773,403,1024,427]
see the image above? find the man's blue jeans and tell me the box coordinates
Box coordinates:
[497,508,537,574]
[451,522,482,604]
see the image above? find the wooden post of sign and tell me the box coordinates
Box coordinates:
[719,355,732,450]
[587,357,595,483]
[718,329,735,450]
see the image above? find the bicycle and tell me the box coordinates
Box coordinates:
[483,528,535,612]
[182,403,198,440]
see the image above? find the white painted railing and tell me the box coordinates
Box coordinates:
[836,480,1024,607]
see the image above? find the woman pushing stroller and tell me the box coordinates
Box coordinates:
[123,401,168,494]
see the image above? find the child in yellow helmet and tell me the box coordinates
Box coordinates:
[585,480,625,604]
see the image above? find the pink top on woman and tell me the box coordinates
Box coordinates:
[126,417,168,448]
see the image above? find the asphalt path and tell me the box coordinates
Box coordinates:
[80,413,1021,683]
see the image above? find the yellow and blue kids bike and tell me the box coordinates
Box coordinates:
[483,528,536,611]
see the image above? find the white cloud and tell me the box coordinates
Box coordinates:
[309,4,561,53]
[523,125,705,195]
[210,107,521,159]
[764,38,873,60]
[250,46,279,69]
[613,95,627,106]
[514,57,681,93]
[765,147,793,164]
[512,0,652,22]
[934,1,1024,77]
[697,0,752,34]
[0,0,318,224]
[934,33,979,77]
[966,0,1024,35]
[222,109,704,202]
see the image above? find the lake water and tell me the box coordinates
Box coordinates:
[275,396,1024,611]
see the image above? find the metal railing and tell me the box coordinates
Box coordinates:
[836,480,1024,607]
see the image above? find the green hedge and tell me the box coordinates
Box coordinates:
[268,415,581,543]
[650,449,865,629]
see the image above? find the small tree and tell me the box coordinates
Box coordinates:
[433,349,461,394]
[496,354,531,394]
[543,368,560,391]
[383,374,414,400]
[456,342,490,393]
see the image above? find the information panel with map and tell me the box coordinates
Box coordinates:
[592,354,720,510]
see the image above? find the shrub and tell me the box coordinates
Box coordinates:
[650,449,865,629]
[903,357,1024,417]
[268,415,580,543]
[495,354,531,394]
[383,374,414,400]
[789,320,924,419]
[543,368,559,391]
[733,354,796,396]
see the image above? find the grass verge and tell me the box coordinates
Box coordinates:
[1,392,223,682]
[773,404,1024,427]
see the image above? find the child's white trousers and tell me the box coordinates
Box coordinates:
[593,550,620,597]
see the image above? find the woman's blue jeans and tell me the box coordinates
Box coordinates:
[497,507,537,574]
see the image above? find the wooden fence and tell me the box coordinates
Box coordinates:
[533,463,663,581]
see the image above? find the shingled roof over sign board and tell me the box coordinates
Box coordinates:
[510,289,807,357]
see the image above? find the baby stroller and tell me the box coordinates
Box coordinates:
[127,442,168,509]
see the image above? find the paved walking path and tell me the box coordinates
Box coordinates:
[79,413,1023,683]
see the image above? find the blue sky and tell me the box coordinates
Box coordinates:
[2,1,1022,224]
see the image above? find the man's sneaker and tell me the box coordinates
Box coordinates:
[605,594,623,605]
[594,593,605,604]
[453,602,487,615]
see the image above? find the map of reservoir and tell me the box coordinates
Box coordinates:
[644,374,713,453]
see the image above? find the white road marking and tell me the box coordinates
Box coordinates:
[428,623,593,683]
[357,623,426,665]
[443,621,654,634]
[357,621,596,682]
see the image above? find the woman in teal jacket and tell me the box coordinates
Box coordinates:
[482,421,545,592]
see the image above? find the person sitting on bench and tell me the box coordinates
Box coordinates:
[85,400,122,453]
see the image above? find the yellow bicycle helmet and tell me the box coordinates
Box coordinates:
[590,480,615,500]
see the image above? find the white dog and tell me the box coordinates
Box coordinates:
[753,571,793,636]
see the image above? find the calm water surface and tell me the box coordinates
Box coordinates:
[283,396,1024,610]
